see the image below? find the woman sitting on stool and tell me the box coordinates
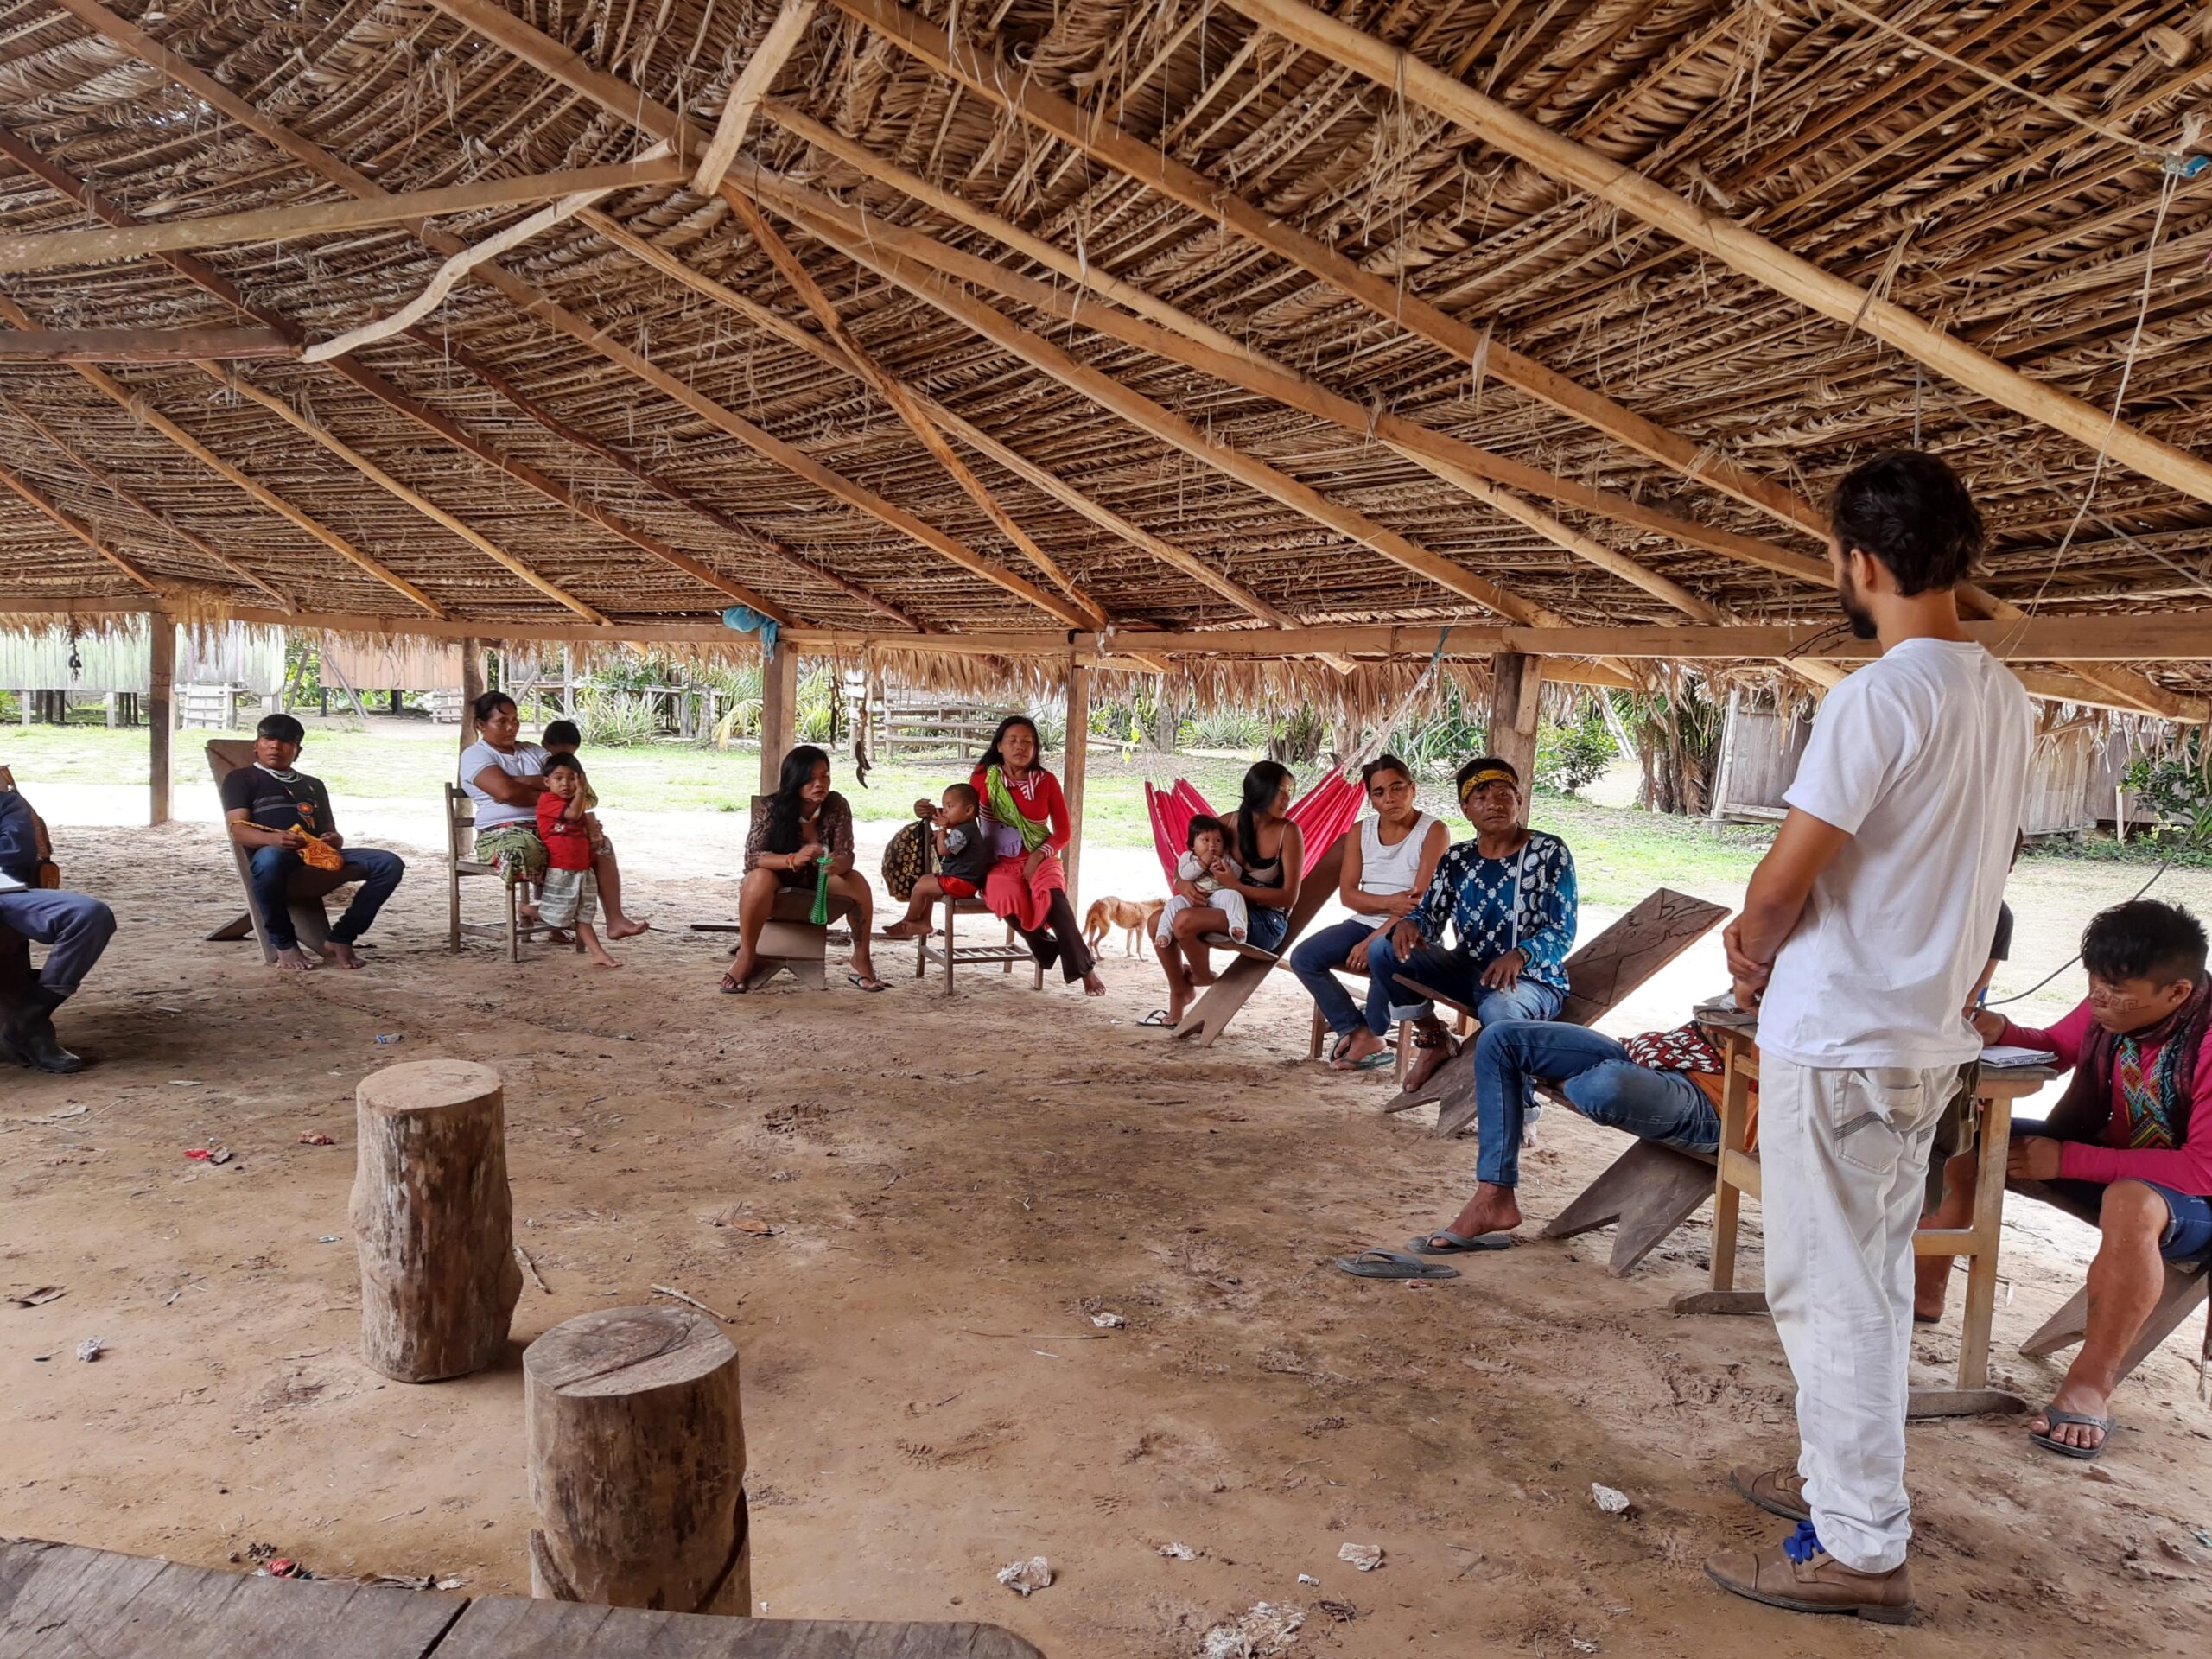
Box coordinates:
[969,715,1103,995]
[722,744,883,994]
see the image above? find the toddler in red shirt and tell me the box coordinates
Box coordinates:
[536,755,619,968]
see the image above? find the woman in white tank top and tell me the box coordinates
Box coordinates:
[1288,755,1450,1069]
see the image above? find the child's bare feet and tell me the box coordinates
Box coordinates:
[592,953,622,969]
[274,945,318,973]
[327,942,364,970]
[880,918,932,939]
[543,929,572,945]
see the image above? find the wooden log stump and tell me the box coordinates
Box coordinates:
[349,1058,521,1382]
[524,1306,750,1615]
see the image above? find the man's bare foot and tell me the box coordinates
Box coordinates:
[2028,1375,2115,1452]
[1434,1181,1522,1241]
[1402,1026,1458,1091]
[606,918,651,940]
[327,942,364,970]
[1082,970,1106,996]
[274,945,318,973]
[1332,1028,1388,1070]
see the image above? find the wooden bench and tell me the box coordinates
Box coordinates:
[1379,887,1730,1136]
[203,738,349,963]
[1170,835,1346,1046]
[2012,1177,2211,1381]
[911,828,1039,995]
[0,1536,1045,1657]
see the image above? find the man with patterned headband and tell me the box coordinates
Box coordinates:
[1376,754,1577,1094]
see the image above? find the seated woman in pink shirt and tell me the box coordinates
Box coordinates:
[1921,899,2212,1460]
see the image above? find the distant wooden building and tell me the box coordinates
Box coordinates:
[1,620,283,728]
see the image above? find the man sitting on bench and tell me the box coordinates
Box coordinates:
[220,714,405,971]
[1409,1014,1732,1254]
[1379,755,1577,1091]
[1922,899,2212,1459]
[0,771,115,1072]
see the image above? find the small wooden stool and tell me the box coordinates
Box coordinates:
[696,888,860,990]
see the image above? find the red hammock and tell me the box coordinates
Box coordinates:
[1144,770,1363,884]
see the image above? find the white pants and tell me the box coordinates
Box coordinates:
[1157,887,1248,943]
[1758,1056,1953,1574]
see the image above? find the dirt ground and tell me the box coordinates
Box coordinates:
[4,803,2210,1658]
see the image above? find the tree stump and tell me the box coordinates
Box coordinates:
[524,1306,750,1615]
[348,1058,520,1382]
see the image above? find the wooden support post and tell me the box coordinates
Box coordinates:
[1062,658,1090,910]
[348,1058,521,1382]
[460,639,485,752]
[147,620,173,826]
[1487,651,1540,788]
[524,1306,749,1614]
[758,643,798,796]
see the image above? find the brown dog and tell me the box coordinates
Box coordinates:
[1083,895,1163,958]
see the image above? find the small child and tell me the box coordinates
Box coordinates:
[881,782,992,939]
[536,754,619,969]
[541,720,601,815]
[1158,814,1247,944]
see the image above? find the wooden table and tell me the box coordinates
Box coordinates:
[1675,1017,2056,1418]
[0,1537,1045,1659]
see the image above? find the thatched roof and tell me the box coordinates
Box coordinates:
[0,0,2207,714]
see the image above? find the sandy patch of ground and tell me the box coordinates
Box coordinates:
[3,810,2209,1658]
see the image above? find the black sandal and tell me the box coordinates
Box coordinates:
[719,970,750,995]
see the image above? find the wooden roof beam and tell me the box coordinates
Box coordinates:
[0,461,174,597]
[39,0,911,629]
[0,327,296,361]
[0,156,689,273]
[690,0,817,196]
[0,393,296,608]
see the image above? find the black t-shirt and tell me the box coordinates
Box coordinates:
[220,764,337,837]
[936,821,992,885]
[1988,900,2014,963]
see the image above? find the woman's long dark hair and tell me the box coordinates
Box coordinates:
[978,715,1045,776]
[1236,760,1294,869]
[470,691,515,726]
[765,744,830,855]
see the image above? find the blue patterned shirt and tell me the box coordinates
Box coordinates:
[1408,830,1578,992]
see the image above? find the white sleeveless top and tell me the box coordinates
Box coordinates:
[1358,810,1439,896]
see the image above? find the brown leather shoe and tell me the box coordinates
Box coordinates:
[1704,1532,1913,1624]
[1729,1464,1810,1523]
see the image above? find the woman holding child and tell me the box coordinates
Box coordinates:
[1288,754,1448,1068]
[967,715,1104,995]
[1154,760,1303,1028]
[723,745,884,993]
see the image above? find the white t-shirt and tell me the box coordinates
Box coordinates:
[459,740,548,831]
[1756,639,2031,1070]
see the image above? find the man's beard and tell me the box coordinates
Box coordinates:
[1837,570,1878,639]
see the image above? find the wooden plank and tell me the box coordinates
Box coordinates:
[690,0,819,196]
[759,647,797,796]
[1062,658,1090,908]
[149,618,173,827]
[0,157,689,273]
[432,1593,1045,1656]
[0,326,296,360]
[0,1538,461,1658]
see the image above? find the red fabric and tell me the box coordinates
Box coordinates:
[969,766,1071,851]
[939,875,978,899]
[982,850,1065,931]
[2002,999,2212,1192]
[1145,770,1360,885]
[536,793,593,871]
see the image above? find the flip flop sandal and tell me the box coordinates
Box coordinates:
[718,971,751,995]
[2030,1407,2116,1460]
[1408,1230,1513,1255]
[1332,1051,1394,1071]
[1334,1248,1460,1281]
[1138,1009,1174,1027]
[847,973,888,993]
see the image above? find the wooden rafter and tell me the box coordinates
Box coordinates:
[1219,0,2212,511]
[690,0,818,196]
[0,394,295,607]
[0,294,445,617]
[0,327,296,361]
[0,460,171,594]
[722,187,1106,623]
[0,155,690,273]
[40,0,920,629]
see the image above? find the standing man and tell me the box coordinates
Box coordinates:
[221,714,405,971]
[1703,451,2031,1624]
[0,768,116,1072]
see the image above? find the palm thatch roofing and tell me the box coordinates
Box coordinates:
[0,0,2209,716]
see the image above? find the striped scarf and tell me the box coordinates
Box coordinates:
[2045,979,2212,1154]
[983,766,1053,854]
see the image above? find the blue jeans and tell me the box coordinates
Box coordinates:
[248,844,406,948]
[0,887,115,1001]
[1379,938,1565,1028]
[1291,918,1398,1039]
[1471,1020,1719,1189]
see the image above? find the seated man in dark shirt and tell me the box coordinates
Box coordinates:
[220,715,404,971]
[0,767,116,1073]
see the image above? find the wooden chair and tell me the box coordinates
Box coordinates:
[2012,1178,2212,1379]
[1381,887,1730,1135]
[914,832,1040,995]
[445,782,535,963]
[203,739,347,963]
[1171,834,1347,1046]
